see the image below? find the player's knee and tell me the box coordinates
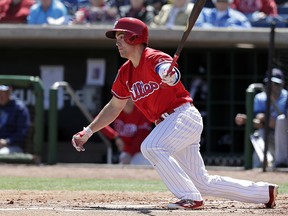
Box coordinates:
[140,142,150,158]
[141,141,171,166]
[141,141,158,161]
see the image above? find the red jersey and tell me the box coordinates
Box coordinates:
[0,0,35,23]
[112,47,192,123]
[230,0,278,16]
[113,106,152,155]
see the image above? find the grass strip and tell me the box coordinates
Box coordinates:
[1,176,287,194]
[0,176,167,192]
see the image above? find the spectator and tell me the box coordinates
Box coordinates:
[72,0,117,24]
[0,85,31,155]
[230,0,286,27]
[59,0,89,21]
[27,0,68,25]
[192,0,215,8]
[146,0,167,14]
[101,99,152,165]
[196,0,251,28]
[0,0,35,23]
[118,0,156,25]
[60,0,89,15]
[150,0,194,28]
[276,0,288,23]
[107,0,130,10]
[235,68,288,168]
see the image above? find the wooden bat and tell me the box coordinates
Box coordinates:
[166,0,206,77]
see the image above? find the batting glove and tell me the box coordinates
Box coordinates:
[156,62,180,86]
[71,126,93,152]
[161,70,179,86]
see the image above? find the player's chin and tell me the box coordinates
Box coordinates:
[118,51,126,58]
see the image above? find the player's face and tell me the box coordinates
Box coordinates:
[115,32,133,59]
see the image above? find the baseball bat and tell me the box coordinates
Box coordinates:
[166,0,206,77]
[263,22,276,172]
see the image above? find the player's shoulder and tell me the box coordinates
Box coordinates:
[255,91,267,100]
[118,59,132,71]
[145,47,172,64]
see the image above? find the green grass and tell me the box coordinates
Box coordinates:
[278,183,288,194]
[0,176,167,192]
[0,176,287,194]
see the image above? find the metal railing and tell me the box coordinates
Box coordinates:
[244,83,264,169]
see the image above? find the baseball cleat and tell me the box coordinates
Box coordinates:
[265,184,279,208]
[167,199,204,210]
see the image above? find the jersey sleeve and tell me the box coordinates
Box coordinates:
[111,68,131,99]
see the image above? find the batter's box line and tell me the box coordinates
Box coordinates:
[73,204,166,211]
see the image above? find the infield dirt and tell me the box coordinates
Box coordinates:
[0,164,287,216]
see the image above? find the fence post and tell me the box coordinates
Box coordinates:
[48,85,58,164]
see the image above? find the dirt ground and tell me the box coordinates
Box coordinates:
[0,164,287,216]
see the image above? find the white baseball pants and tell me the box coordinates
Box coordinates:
[141,103,271,204]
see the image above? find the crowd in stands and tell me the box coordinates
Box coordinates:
[0,0,287,27]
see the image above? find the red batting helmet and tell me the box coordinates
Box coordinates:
[105,17,148,46]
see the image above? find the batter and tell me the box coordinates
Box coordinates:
[72,17,278,210]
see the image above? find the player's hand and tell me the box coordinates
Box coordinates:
[161,70,177,86]
[71,127,93,152]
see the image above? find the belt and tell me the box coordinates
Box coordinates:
[155,110,175,125]
[155,103,193,125]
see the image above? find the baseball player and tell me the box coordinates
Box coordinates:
[72,17,278,210]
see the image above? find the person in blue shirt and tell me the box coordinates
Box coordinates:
[235,68,288,168]
[196,0,251,28]
[253,68,288,168]
[27,0,68,24]
[0,85,31,154]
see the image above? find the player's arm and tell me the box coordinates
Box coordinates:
[89,97,127,133]
[72,96,128,152]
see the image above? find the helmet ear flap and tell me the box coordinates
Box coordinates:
[128,35,139,45]
[124,32,139,45]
